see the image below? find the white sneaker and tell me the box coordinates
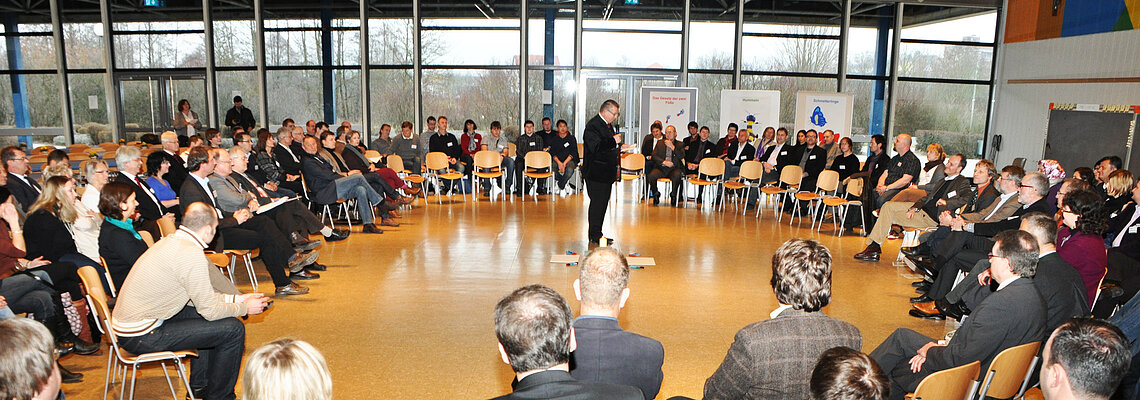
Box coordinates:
[490,186,502,197]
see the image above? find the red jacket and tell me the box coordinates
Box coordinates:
[460,133,483,157]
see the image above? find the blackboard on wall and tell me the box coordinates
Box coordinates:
[1044,109,1137,172]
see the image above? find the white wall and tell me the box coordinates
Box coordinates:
[989,28,1140,168]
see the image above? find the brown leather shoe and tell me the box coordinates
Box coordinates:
[403,187,422,196]
[912,301,939,315]
[853,243,881,261]
[379,218,400,227]
[362,224,384,233]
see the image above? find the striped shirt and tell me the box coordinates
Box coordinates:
[111,227,245,337]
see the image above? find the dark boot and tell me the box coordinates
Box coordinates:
[853,242,882,261]
[46,315,99,356]
[58,362,83,383]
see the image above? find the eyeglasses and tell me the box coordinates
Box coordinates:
[1062,209,1076,215]
[12,157,27,162]
[93,169,108,174]
[987,252,1005,260]
[1019,184,1034,188]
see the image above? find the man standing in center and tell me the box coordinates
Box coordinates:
[582,100,623,245]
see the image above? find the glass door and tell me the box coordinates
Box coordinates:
[116,74,207,142]
[576,72,678,146]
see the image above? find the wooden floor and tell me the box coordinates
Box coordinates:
[61,186,955,399]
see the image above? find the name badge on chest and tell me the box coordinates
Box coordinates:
[446,142,453,147]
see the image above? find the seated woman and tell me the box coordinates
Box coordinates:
[24,175,110,297]
[830,137,860,197]
[97,182,148,291]
[342,130,421,197]
[145,153,180,212]
[80,159,110,212]
[253,130,299,197]
[42,165,101,264]
[1059,189,1110,309]
[1105,170,1134,214]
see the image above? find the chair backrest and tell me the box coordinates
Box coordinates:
[525,151,552,169]
[621,154,645,172]
[97,257,117,298]
[363,149,382,163]
[817,170,841,193]
[779,165,804,186]
[508,142,517,157]
[76,266,111,335]
[912,360,981,400]
[979,341,1042,399]
[474,150,502,170]
[698,157,726,178]
[139,230,155,247]
[738,160,764,181]
[157,217,177,237]
[387,154,406,173]
[1012,157,1027,169]
[576,142,584,158]
[425,151,450,171]
[846,177,864,197]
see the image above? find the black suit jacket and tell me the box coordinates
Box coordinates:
[489,370,643,400]
[685,139,715,166]
[1034,253,1092,335]
[114,173,165,223]
[967,182,1001,214]
[924,278,1046,374]
[973,198,1052,237]
[300,153,342,205]
[774,144,801,173]
[915,175,972,218]
[150,150,189,196]
[570,318,664,400]
[98,219,148,291]
[797,145,828,182]
[724,141,756,167]
[4,173,39,212]
[582,114,620,183]
[639,135,660,160]
[650,140,684,171]
[273,143,303,176]
[178,175,239,229]
[1108,202,1140,260]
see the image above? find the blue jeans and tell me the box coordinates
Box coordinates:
[117,306,245,400]
[0,274,56,319]
[555,160,578,190]
[501,157,515,193]
[334,174,381,224]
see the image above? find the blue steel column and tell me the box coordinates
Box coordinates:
[321,0,335,124]
[868,9,890,136]
[4,16,29,130]
[50,0,73,145]
[543,7,554,120]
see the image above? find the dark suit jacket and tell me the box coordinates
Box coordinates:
[114,173,165,223]
[773,144,800,174]
[178,175,239,229]
[300,152,341,205]
[640,135,660,159]
[704,309,862,400]
[570,317,664,400]
[4,173,39,212]
[685,139,715,166]
[23,209,77,263]
[973,198,1052,237]
[797,145,828,184]
[967,182,1000,214]
[230,172,273,205]
[923,278,1046,374]
[1034,253,1092,335]
[650,140,684,172]
[150,150,189,196]
[273,143,303,176]
[915,175,972,218]
[1108,202,1140,260]
[489,370,643,400]
[98,219,148,291]
[582,114,619,183]
[724,141,756,167]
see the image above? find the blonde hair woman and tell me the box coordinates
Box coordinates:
[1105,169,1135,213]
[37,166,102,262]
[243,338,332,400]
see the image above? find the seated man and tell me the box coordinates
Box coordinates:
[870,230,1046,400]
[722,125,755,179]
[758,127,791,184]
[913,213,1090,329]
[684,125,714,176]
[705,239,862,400]
[337,130,421,198]
[482,120,514,195]
[794,130,828,192]
[390,121,423,175]
[903,159,1002,259]
[113,146,176,240]
[180,147,317,296]
[873,134,921,207]
[1039,318,1131,400]
[225,148,348,243]
[300,135,392,233]
[112,202,270,400]
[854,154,969,262]
[646,125,684,206]
[271,127,306,195]
[570,248,664,400]
[547,119,579,194]
[318,131,410,212]
[429,116,464,178]
[513,120,545,197]
[809,347,890,400]
[641,122,665,175]
[1,146,40,212]
[0,318,64,399]
[491,284,643,400]
[913,171,1051,304]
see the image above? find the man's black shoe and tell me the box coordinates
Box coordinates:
[915,286,929,294]
[362,224,383,233]
[911,280,932,288]
[305,262,327,272]
[906,254,937,277]
[59,363,83,383]
[910,294,933,303]
[908,309,946,320]
[72,337,100,355]
[292,239,321,253]
[291,269,320,280]
[935,299,971,320]
[55,341,74,358]
[324,231,348,242]
[902,243,931,257]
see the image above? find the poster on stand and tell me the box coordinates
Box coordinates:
[639,87,698,139]
[719,90,780,142]
[794,91,854,144]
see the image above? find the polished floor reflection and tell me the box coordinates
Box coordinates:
[62,188,955,399]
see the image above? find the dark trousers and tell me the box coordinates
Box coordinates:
[363,172,400,199]
[647,166,683,202]
[928,232,991,299]
[117,306,245,400]
[265,201,324,238]
[218,215,295,287]
[278,178,304,198]
[870,328,938,400]
[586,179,613,241]
[514,154,548,194]
[0,273,56,318]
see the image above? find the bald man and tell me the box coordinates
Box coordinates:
[874,134,921,207]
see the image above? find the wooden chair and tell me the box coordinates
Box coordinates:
[425,151,466,204]
[906,360,981,400]
[363,149,382,163]
[472,150,506,201]
[791,169,841,226]
[77,266,196,400]
[138,231,155,247]
[387,155,426,197]
[522,151,554,202]
[759,165,802,221]
[687,158,725,209]
[977,341,1042,400]
[722,160,763,213]
[619,154,647,202]
[157,217,177,237]
[818,177,865,235]
[97,256,118,298]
